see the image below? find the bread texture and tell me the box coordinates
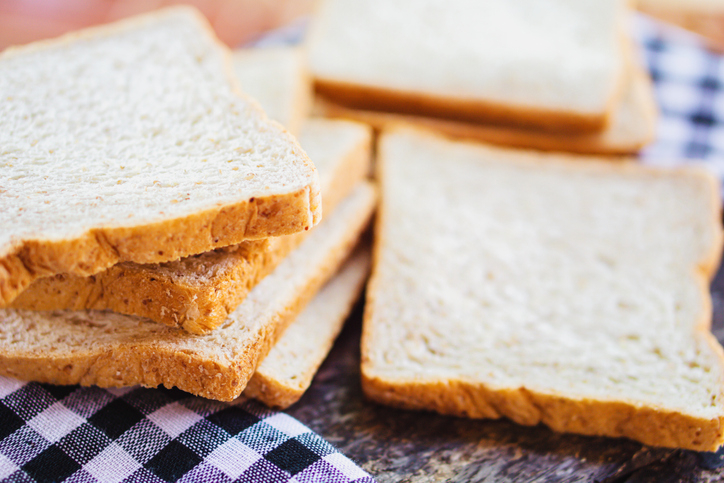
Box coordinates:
[0,7,322,306]
[307,0,628,132]
[232,47,312,136]
[362,128,724,451]
[315,65,657,156]
[9,119,372,334]
[245,245,370,408]
[0,182,376,402]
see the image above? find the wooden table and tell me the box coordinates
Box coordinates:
[287,264,724,482]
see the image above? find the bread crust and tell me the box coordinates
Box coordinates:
[0,7,322,306]
[8,238,293,335]
[244,246,371,408]
[243,375,302,409]
[362,129,724,451]
[315,65,657,156]
[7,120,372,333]
[0,186,319,306]
[0,183,377,401]
[360,374,724,452]
[314,76,618,134]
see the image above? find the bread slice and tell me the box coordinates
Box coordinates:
[0,181,376,402]
[315,65,657,156]
[232,47,312,136]
[9,119,372,335]
[306,0,628,132]
[245,245,370,408]
[362,128,724,451]
[0,7,322,306]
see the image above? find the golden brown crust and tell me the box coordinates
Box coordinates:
[362,129,724,451]
[316,65,656,156]
[7,121,372,333]
[0,183,377,401]
[315,77,617,134]
[8,238,296,335]
[243,372,305,409]
[0,7,322,306]
[0,187,319,306]
[360,374,724,451]
[0,337,257,402]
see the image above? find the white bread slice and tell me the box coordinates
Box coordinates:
[362,128,724,451]
[306,0,628,132]
[0,181,376,402]
[245,245,371,408]
[9,119,372,334]
[315,65,657,156]
[232,47,312,136]
[0,7,321,306]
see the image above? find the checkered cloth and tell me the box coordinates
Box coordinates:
[0,377,374,483]
[635,15,724,178]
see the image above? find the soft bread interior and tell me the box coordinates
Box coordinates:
[363,129,724,450]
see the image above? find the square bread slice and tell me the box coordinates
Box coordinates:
[315,64,657,156]
[244,245,371,408]
[0,181,376,402]
[0,7,321,306]
[232,47,312,136]
[362,128,724,451]
[9,119,372,335]
[307,0,628,132]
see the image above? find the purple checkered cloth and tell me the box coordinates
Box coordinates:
[0,377,374,483]
[635,15,724,178]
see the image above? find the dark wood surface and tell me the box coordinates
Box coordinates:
[286,265,724,482]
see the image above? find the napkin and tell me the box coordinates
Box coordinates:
[0,377,374,483]
[635,15,724,177]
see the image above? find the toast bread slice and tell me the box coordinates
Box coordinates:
[0,182,376,401]
[307,0,628,132]
[362,128,724,451]
[0,7,321,306]
[9,119,372,334]
[245,245,370,408]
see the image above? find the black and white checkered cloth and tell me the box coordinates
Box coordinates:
[635,15,724,178]
[1,14,723,483]
[0,377,374,483]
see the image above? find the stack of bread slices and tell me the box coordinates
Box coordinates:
[0,7,376,409]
